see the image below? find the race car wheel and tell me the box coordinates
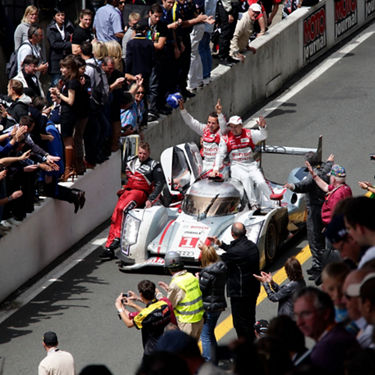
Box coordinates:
[265,220,278,264]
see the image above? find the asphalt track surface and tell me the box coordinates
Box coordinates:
[1,22,375,375]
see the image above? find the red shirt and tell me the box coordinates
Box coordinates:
[321,184,352,226]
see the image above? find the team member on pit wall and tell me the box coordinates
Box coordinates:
[178,98,227,174]
[211,115,272,208]
[99,142,165,259]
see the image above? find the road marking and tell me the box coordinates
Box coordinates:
[213,245,311,343]
[244,24,375,128]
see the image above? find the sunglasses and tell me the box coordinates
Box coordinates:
[136,91,145,94]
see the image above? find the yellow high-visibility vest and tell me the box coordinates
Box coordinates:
[173,272,204,323]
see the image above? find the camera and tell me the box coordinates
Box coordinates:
[0,98,11,108]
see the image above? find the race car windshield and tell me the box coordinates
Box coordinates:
[171,147,192,192]
[182,194,240,217]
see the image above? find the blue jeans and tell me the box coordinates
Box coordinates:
[200,311,221,363]
[199,32,212,80]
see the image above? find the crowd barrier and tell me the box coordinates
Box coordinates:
[1,0,374,302]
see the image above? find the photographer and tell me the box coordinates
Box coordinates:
[1,80,32,130]
[115,280,172,357]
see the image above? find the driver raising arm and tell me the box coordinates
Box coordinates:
[212,115,272,209]
[100,142,165,259]
[179,99,227,174]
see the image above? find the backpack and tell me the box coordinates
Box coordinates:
[6,41,32,80]
[86,61,109,106]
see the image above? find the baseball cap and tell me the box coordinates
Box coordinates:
[254,319,269,336]
[227,115,242,126]
[329,164,346,178]
[43,331,58,346]
[346,272,375,297]
[324,215,348,244]
[250,3,262,12]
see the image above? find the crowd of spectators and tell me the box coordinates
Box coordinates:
[0,0,308,233]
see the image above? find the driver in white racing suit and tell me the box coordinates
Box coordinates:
[179,98,227,175]
[211,115,272,208]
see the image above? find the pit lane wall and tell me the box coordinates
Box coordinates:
[144,0,375,158]
[0,153,121,303]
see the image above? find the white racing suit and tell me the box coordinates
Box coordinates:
[215,127,273,207]
[180,109,227,174]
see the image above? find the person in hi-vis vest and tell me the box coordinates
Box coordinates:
[158,251,204,340]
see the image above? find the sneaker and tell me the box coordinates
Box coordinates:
[158,107,172,116]
[314,274,322,286]
[181,90,196,98]
[108,237,121,251]
[203,77,211,85]
[147,112,159,122]
[230,53,241,61]
[99,248,115,260]
[308,269,321,281]
[227,56,239,64]
[307,266,320,275]
[219,58,235,67]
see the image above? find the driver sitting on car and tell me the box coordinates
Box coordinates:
[211,115,273,209]
[99,142,165,259]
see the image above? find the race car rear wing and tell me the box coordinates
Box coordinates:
[256,136,322,168]
[262,135,322,159]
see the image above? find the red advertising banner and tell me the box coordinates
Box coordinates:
[303,6,327,62]
[334,0,358,38]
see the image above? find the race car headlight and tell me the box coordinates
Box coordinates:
[122,214,141,247]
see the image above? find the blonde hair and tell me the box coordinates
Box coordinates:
[92,41,108,61]
[200,245,220,267]
[129,12,141,22]
[105,40,123,71]
[22,5,38,23]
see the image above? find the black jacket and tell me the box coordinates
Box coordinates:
[263,279,306,317]
[125,35,155,78]
[293,162,333,207]
[199,261,227,312]
[0,95,30,129]
[47,20,74,74]
[220,236,260,298]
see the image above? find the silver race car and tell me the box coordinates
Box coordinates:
[117,137,322,271]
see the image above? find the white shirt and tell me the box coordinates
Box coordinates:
[38,348,75,375]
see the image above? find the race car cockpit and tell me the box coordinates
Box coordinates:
[182,179,241,218]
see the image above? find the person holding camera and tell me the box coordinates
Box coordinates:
[0,80,31,130]
[115,280,172,357]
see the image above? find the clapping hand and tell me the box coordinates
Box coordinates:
[253,271,272,283]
